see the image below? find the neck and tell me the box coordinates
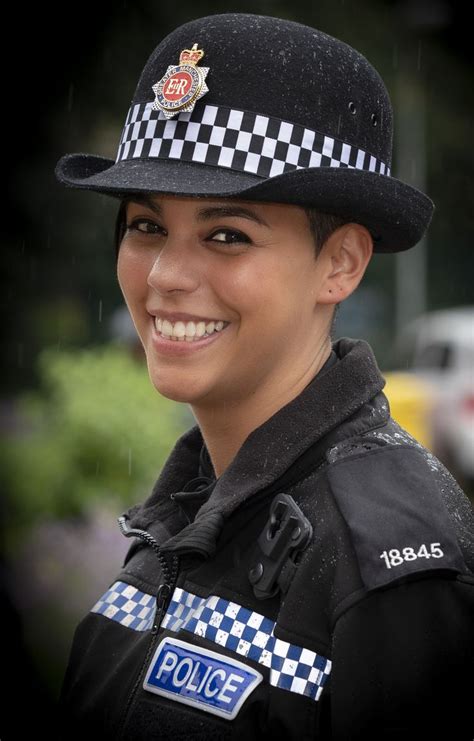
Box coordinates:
[190,337,332,478]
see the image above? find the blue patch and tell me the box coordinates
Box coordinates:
[143,637,263,719]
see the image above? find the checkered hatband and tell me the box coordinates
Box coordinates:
[115,102,391,180]
[92,581,332,702]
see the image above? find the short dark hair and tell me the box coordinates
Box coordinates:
[303,208,351,258]
[114,197,130,261]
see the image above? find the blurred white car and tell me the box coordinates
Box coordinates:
[393,306,474,491]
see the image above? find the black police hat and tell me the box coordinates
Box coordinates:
[54,12,435,253]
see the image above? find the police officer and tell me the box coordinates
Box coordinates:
[54,13,474,740]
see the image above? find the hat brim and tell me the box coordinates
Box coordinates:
[54,153,434,253]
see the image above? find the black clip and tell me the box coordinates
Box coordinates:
[248,493,312,600]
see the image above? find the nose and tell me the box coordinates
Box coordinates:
[147,234,200,295]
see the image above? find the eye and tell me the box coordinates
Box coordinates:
[208,229,251,247]
[125,219,166,236]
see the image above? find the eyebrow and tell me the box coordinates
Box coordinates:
[126,194,270,228]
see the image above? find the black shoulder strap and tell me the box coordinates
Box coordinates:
[327,443,468,591]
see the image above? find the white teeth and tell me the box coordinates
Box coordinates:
[173,321,186,338]
[185,321,196,338]
[155,316,228,341]
[195,321,207,338]
[161,319,173,335]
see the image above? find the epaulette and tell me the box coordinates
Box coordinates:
[326,423,469,591]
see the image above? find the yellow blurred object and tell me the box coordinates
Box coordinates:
[383,372,435,450]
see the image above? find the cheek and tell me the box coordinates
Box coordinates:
[219,255,302,329]
[216,260,275,320]
[117,248,150,305]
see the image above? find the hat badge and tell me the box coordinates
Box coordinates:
[151,43,210,119]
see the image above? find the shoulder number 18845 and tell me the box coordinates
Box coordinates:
[380,543,444,569]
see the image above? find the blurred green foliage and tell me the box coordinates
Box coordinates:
[1,343,190,548]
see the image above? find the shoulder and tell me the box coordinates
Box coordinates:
[324,416,474,591]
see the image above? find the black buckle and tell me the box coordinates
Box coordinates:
[248,493,312,600]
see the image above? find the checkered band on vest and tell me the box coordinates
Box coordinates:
[115,102,391,179]
[92,581,332,702]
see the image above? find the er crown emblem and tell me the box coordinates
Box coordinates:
[151,43,210,119]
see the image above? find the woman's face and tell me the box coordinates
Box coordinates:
[117,194,333,408]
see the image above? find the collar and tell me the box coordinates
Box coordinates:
[198,347,339,481]
[171,348,339,523]
[121,338,387,556]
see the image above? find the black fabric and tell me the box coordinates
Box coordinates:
[328,445,467,589]
[147,338,385,555]
[198,443,215,480]
[54,13,435,253]
[330,577,474,740]
[170,476,216,524]
[56,337,474,740]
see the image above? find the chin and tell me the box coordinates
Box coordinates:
[146,365,208,404]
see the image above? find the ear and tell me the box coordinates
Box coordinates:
[317,223,373,305]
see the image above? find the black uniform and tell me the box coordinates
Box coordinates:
[57,337,474,740]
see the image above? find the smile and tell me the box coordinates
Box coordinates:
[155,317,230,342]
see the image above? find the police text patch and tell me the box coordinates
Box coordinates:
[143,637,263,719]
